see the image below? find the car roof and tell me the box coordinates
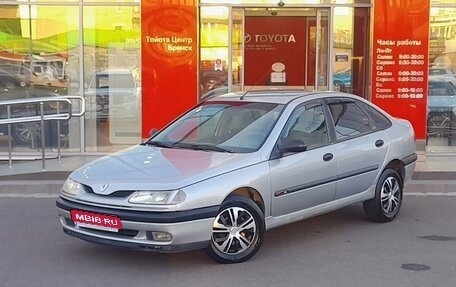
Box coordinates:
[205,89,341,105]
[429,75,456,85]
[429,75,453,81]
[430,67,453,71]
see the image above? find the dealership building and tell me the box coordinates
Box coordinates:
[0,0,456,158]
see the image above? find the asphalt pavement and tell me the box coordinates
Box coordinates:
[1,153,456,286]
[0,195,455,287]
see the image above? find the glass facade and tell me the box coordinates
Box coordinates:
[0,0,455,156]
[82,5,141,152]
[0,0,140,154]
[428,5,456,152]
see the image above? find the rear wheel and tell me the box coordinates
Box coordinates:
[427,113,451,137]
[363,168,403,223]
[206,196,265,264]
[13,123,36,147]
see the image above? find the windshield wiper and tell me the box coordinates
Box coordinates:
[173,143,234,153]
[144,140,174,148]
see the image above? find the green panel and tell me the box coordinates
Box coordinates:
[0,28,139,54]
[0,19,21,36]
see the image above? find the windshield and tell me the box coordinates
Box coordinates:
[429,81,456,97]
[148,101,283,153]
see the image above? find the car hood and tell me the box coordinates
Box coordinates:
[69,145,261,193]
[428,96,456,109]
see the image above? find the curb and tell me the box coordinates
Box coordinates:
[0,171,70,181]
[411,171,456,181]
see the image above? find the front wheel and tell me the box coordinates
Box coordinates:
[363,168,403,223]
[206,196,265,264]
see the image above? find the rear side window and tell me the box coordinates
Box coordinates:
[328,100,372,140]
[327,99,391,140]
[360,103,392,130]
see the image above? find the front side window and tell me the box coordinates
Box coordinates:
[280,101,329,150]
[149,101,283,153]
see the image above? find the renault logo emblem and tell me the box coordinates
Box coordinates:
[100,182,109,192]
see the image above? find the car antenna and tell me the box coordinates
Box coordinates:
[240,52,290,100]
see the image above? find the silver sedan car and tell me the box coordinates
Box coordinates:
[56,90,417,263]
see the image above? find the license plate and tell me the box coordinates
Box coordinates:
[71,209,122,232]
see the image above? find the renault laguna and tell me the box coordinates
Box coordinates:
[56,90,417,263]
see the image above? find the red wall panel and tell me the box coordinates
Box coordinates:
[141,0,197,138]
[244,16,306,86]
[372,0,430,140]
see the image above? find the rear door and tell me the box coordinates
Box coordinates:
[326,98,389,199]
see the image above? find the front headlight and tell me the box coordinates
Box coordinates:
[61,178,84,196]
[128,190,186,205]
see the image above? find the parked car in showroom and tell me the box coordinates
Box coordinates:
[0,69,69,148]
[85,67,141,120]
[427,76,456,138]
[429,67,456,78]
[56,90,417,263]
[84,67,141,144]
[333,68,352,93]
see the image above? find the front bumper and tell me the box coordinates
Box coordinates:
[56,196,218,253]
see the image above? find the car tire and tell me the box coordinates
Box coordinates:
[12,123,36,147]
[206,196,265,264]
[363,168,403,223]
[427,113,451,137]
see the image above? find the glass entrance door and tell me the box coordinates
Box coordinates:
[310,9,330,90]
[199,7,331,99]
[243,8,329,91]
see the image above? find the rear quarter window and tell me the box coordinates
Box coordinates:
[327,98,391,140]
[358,101,392,130]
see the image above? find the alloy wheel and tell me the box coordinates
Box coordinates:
[380,176,401,215]
[211,206,257,255]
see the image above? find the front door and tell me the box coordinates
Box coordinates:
[269,100,336,217]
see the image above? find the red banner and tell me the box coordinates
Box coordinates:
[372,0,430,140]
[244,17,307,86]
[141,0,197,138]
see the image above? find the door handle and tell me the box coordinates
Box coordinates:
[375,140,384,147]
[323,153,333,162]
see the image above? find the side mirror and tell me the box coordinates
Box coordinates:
[277,138,307,154]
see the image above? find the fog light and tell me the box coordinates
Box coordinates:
[148,231,172,242]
